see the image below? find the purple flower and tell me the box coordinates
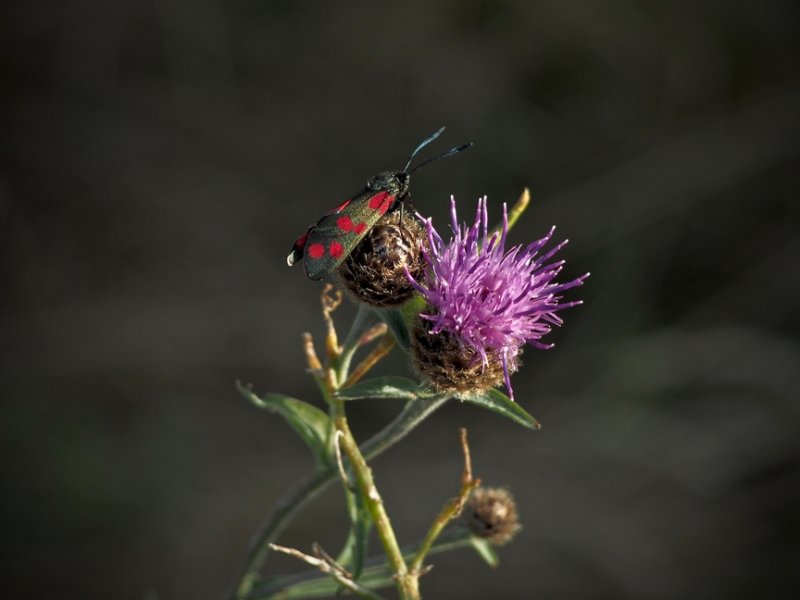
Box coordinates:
[407,197,588,400]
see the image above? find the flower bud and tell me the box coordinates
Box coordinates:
[337,210,427,307]
[464,486,521,546]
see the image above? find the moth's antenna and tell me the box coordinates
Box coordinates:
[408,142,473,174]
[404,126,446,171]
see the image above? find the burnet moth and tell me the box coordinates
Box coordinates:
[287,127,472,280]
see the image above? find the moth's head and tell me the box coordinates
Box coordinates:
[367,171,410,198]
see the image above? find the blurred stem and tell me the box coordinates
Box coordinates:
[343,334,395,388]
[268,543,386,600]
[506,187,531,232]
[230,469,333,600]
[341,304,371,362]
[490,187,530,239]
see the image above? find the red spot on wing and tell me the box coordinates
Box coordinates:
[308,243,325,259]
[368,191,390,210]
[378,195,393,214]
[292,230,310,251]
[353,222,366,235]
[337,216,353,232]
[329,241,344,259]
[326,198,352,216]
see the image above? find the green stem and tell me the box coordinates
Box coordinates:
[410,498,464,574]
[334,413,415,599]
[229,469,333,600]
[410,428,477,574]
[250,528,474,599]
[339,304,371,376]
[505,187,530,232]
[360,394,449,458]
[227,395,451,600]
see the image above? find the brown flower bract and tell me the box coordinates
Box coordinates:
[464,487,521,546]
[338,211,427,307]
[411,317,511,396]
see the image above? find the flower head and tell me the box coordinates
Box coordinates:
[338,210,427,307]
[407,197,588,400]
[464,486,521,546]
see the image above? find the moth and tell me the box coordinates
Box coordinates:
[288,127,471,280]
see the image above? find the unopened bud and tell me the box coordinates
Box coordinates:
[464,486,521,546]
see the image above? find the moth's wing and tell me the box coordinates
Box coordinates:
[287,198,354,267]
[302,189,396,280]
[287,229,310,267]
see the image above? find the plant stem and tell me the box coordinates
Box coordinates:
[506,187,531,232]
[343,334,395,387]
[334,411,419,600]
[226,394,449,600]
[410,429,479,574]
[250,529,474,599]
[268,543,386,600]
[229,468,333,600]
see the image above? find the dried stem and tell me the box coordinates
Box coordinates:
[302,332,323,373]
[343,333,396,388]
[358,323,389,347]
[269,543,386,600]
[333,430,353,490]
[321,284,343,361]
[409,428,481,575]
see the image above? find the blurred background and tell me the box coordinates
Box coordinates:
[2,1,799,598]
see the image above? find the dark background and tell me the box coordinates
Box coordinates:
[3,1,799,599]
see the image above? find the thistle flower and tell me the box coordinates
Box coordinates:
[407,197,588,400]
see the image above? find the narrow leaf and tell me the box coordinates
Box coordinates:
[252,529,484,599]
[336,376,420,401]
[336,486,372,580]
[456,388,541,429]
[237,381,332,466]
[469,537,500,568]
[351,491,372,580]
[254,565,394,599]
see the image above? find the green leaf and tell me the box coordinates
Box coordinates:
[456,388,541,429]
[237,381,332,466]
[254,564,394,599]
[336,487,372,580]
[253,548,428,599]
[469,537,500,568]
[375,307,411,350]
[252,530,489,599]
[336,376,420,401]
[350,491,371,579]
[253,574,353,599]
[400,294,427,324]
